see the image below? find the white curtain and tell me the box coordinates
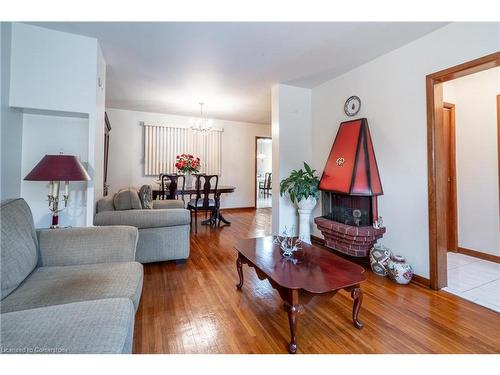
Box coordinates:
[143,124,223,176]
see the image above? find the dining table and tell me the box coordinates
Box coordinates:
[152,185,236,225]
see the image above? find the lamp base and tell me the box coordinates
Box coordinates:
[50,214,59,229]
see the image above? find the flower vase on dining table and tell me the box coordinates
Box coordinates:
[185,171,193,189]
[175,154,200,189]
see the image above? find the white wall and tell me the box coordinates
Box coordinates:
[1,22,23,200]
[21,113,89,228]
[271,84,312,235]
[9,24,97,114]
[7,23,106,225]
[443,68,500,256]
[105,108,271,209]
[310,22,500,278]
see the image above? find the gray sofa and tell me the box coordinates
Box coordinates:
[94,188,190,264]
[0,198,143,354]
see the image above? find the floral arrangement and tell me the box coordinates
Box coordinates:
[175,154,201,173]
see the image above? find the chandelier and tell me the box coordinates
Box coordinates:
[191,102,213,132]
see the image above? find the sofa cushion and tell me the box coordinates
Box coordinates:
[113,188,142,210]
[94,209,190,229]
[37,226,138,267]
[138,185,153,209]
[0,298,135,354]
[137,226,190,263]
[96,195,115,213]
[1,199,38,300]
[152,199,185,209]
[0,261,143,313]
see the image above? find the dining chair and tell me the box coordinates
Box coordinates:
[161,174,186,204]
[259,172,272,198]
[187,174,219,233]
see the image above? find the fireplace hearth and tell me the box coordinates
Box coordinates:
[314,118,385,257]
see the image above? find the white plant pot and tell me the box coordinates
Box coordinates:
[296,196,317,244]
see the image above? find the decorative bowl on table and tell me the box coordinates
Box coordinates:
[274,227,302,257]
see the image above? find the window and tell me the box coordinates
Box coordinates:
[143,124,223,176]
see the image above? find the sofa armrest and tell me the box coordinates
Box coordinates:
[37,226,138,267]
[152,200,185,209]
[94,209,190,230]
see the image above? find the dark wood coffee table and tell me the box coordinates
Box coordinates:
[234,236,366,353]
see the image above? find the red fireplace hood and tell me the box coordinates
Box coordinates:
[319,118,383,196]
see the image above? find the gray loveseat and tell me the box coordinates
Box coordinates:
[0,198,143,354]
[94,188,190,263]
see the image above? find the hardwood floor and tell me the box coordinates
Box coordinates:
[133,208,500,354]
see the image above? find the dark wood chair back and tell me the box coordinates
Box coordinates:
[265,172,272,189]
[161,174,185,200]
[194,174,219,209]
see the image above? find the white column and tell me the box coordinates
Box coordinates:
[271,84,313,236]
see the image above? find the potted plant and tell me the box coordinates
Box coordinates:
[280,162,320,243]
[175,154,201,187]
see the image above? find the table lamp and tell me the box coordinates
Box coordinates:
[24,154,91,228]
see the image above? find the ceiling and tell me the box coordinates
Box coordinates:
[29,22,447,124]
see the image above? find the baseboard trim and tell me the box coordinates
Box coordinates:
[411,274,431,288]
[311,235,431,288]
[219,206,256,211]
[457,247,500,264]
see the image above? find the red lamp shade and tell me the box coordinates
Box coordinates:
[24,155,91,181]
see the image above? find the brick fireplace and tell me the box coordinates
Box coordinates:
[314,118,385,257]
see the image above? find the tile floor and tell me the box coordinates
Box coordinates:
[256,191,272,208]
[443,252,500,312]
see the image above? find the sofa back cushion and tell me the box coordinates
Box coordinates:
[1,199,38,300]
[113,188,142,210]
[96,195,115,213]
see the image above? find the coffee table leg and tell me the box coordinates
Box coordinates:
[236,254,244,290]
[350,286,364,329]
[287,303,299,354]
[285,289,300,354]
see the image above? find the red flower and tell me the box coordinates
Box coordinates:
[174,154,201,171]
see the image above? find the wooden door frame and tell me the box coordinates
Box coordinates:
[426,51,500,290]
[443,102,458,253]
[254,136,272,208]
[497,95,500,220]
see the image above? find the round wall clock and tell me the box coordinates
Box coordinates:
[344,96,361,117]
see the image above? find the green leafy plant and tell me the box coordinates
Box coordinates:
[280,162,320,204]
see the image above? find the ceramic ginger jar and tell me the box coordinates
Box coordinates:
[369,244,392,276]
[387,254,414,284]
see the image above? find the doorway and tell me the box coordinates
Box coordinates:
[427,51,500,291]
[440,71,500,312]
[255,137,272,208]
